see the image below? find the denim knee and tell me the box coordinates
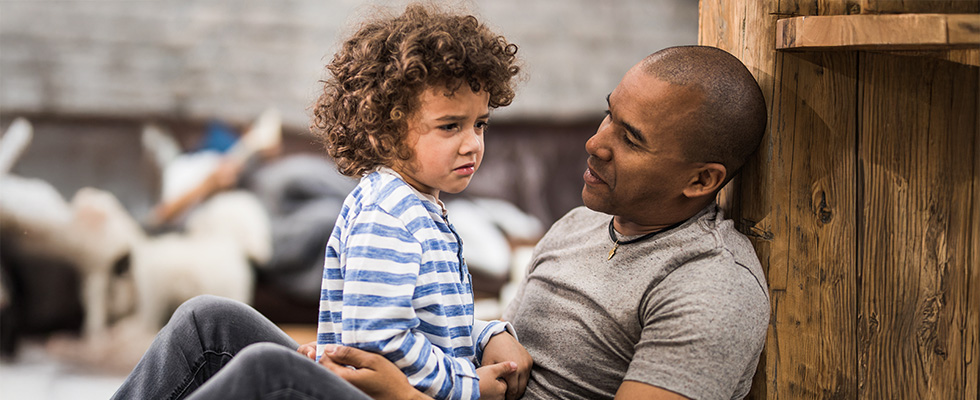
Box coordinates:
[175,295,250,321]
[234,342,299,371]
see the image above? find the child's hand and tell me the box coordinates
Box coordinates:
[296,341,317,360]
[476,361,517,400]
[482,333,533,400]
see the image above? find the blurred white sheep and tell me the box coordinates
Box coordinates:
[1,117,273,371]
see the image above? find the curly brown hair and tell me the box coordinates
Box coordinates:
[311,3,521,177]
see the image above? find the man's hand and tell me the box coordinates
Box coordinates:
[482,332,533,400]
[318,344,432,400]
[476,361,518,400]
[297,341,316,360]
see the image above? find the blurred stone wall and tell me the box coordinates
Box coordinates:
[0,0,697,129]
[0,0,697,225]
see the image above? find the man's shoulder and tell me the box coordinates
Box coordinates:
[694,205,769,299]
[640,204,768,301]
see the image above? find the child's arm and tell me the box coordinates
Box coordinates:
[478,330,532,400]
[340,209,480,400]
[472,320,515,363]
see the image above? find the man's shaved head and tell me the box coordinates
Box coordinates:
[640,46,767,182]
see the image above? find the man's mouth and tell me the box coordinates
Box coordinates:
[583,166,606,186]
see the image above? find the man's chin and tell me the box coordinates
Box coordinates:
[581,187,612,214]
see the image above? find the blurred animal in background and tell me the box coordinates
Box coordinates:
[1,116,274,372]
[0,118,82,358]
[0,118,75,261]
[126,189,271,331]
[46,187,271,372]
[65,188,144,338]
[66,187,270,337]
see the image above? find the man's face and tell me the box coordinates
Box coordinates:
[581,65,704,226]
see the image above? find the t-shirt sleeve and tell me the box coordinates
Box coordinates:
[341,207,480,400]
[625,259,769,400]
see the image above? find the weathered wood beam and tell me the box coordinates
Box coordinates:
[776,13,980,51]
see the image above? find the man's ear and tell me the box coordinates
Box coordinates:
[682,163,726,199]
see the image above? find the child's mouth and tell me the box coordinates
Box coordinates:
[454,164,476,175]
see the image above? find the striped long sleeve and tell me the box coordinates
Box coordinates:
[316,170,510,400]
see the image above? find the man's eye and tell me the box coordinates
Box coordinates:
[622,133,638,148]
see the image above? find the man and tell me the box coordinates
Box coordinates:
[111,45,768,400]
[494,45,770,399]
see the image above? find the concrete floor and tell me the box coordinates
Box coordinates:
[0,341,126,400]
[0,326,320,400]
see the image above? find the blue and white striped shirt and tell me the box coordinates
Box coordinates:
[316,168,510,400]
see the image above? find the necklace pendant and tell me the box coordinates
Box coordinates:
[608,243,619,260]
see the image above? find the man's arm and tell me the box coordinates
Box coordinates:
[624,259,769,400]
[614,381,689,400]
[305,342,516,400]
[319,344,433,400]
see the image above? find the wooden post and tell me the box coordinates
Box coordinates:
[700,0,980,398]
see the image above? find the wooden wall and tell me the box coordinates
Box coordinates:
[699,1,979,398]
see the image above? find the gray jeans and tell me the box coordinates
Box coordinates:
[111,295,371,400]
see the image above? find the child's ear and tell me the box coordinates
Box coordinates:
[682,163,726,198]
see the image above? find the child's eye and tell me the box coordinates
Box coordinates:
[475,121,489,131]
[440,123,460,132]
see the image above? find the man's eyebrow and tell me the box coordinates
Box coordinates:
[605,94,646,144]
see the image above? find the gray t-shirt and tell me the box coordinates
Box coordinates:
[503,204,769,400]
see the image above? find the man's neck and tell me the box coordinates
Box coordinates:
[612,200,713,236]
[612,217,679,237]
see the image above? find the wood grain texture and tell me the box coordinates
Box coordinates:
[971,65,980,400]
[857,52,979,400]
[700,0,980,398]
[970,74,980,400]
[769,51,860,399]
[776,14,980,50]
[886,49,980,68]
[860,0,980,14]
[778,0,857,17]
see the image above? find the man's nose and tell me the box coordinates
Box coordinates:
[585,125,612,160]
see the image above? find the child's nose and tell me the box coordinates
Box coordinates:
[460,129,483,154]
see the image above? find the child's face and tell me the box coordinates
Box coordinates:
[394,84,490,199]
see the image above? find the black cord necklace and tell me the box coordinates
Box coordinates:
[607,217,685,260]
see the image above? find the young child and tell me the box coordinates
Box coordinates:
[309,4,526,400]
